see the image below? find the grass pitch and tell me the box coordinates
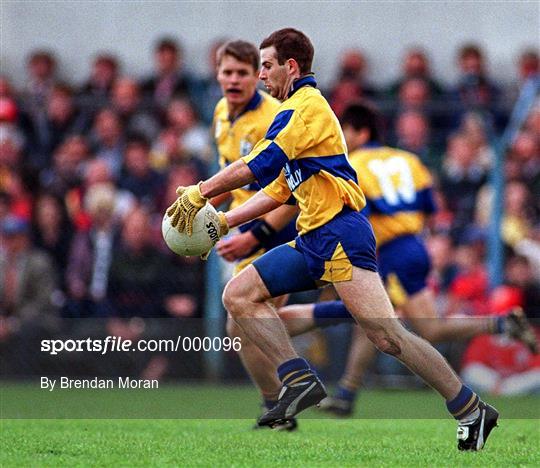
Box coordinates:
[1,384,539,466]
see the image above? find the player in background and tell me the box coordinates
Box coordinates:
[167,28,499,451]
[210,40,299,428]
[273,102,538,417]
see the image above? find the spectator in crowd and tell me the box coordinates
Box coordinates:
[23,83,90,171]
[0,215,59,321]
[0,98,25,167]
[79,53,120,107]
[394,77,450,136]
[0,166,33,221]
[149,127,179,172]
[0,215,60,376]
[118,134,164,211]
[439,132,487,234]
[518,49,539,82]
[394,109,442,171]
[505,255,540,306]
[503,48,540,104]
[427,232,460,296]
[107,206,169,317]
[30,191,74,295]
[452,43,501,129]
[501,180,537,248]
[111,77,160,141]
[0,95,18,123]
[164,97,211,166]
[511,222,540,281]
[0,76,16,100]
[159,163,202,215]
[387,47,443,98]
[446,235,489,317]
[329,49,377,117]
[507,130,540,196]
[397,77,431,111]
[90,108,125,179]
[23,50,58,109]
[431,189,455,233]
[461,327,540,396]
[523,103,540,138]
[459,111,495,171]
[39,134,89,197]
[64,158,135,231]
[141,37,200,111]
[460,256,540,395]
[64,183,121,317]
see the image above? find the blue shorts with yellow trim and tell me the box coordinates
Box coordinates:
[377,235,430,307]
[252,208,377,297]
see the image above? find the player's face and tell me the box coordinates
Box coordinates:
[259,47,289,99]
[342,124,357,150]
[217,55,258,108]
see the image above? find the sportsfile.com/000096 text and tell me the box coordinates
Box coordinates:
[40,336,242,355]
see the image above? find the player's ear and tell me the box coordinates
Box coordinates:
[286,58,299,76]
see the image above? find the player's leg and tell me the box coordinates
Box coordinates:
[334,266,499,450]
[223,266,297,365]
[334,266,462,398]
[404,289,494,342]
[277,300,354,336]
[401,287,537,351]
[226,317,281,403]
[223,244,327,426]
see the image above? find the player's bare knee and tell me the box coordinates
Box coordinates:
[222,278,243,316]
[367,330,402,356]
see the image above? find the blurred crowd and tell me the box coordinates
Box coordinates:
[1,37,539,388]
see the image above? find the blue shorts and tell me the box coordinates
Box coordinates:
[377,235,430,307]
[253,208,377,297]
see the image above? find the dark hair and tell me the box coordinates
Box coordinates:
[216,40,259,70]
[156,37,181,55]
[459,43,483,60]
[28,50,56,67]
[260,28,314,75]
[520,49,539,62]
[94,54,119,70]
[340,102,383,143]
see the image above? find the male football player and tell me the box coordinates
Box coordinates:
[167,28,499,451]
[211,40,298,428]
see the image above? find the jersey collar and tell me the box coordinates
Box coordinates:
[229,90,263,123]
[288,74,317,98]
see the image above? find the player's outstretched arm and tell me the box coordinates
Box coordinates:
[224,190,283,230]
[200,160,255,199]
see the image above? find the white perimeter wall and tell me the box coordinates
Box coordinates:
[1,1,539,88]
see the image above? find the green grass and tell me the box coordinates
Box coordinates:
[1,384,539,466]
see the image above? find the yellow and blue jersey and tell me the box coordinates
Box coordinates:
[242,75,365,235]
[213,90,280,210]
[348,144,436,247]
